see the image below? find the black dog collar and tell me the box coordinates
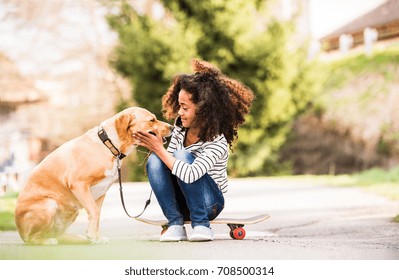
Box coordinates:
[98,127,126,160]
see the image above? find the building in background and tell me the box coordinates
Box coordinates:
[256,0,396,58]
[320,0,399,53]
[0,54,46,194]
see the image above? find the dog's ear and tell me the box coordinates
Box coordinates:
[115,113,136,142]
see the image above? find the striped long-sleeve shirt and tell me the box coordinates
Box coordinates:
[167,124,229,193]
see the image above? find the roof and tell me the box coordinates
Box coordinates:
[322,0,399,40]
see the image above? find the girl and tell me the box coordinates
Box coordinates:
[133,59,254,241]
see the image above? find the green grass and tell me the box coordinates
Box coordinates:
[320,45,399,94]
[274,168,399,222]
[0,211,16,230]
[330,167,399,200]
[0,193,17,231]
[272,167,399,201]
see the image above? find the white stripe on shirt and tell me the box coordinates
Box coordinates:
[167,125,229,193]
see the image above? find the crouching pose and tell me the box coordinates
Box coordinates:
[133,59,254,242]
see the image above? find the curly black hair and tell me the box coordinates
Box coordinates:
[162,59,254,149]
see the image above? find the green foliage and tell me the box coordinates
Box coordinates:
[107,2,196,117]
[313,45,399,162]
[107,0,322,178]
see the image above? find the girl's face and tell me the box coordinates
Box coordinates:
[178,89,197,128]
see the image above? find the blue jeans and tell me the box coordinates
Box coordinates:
[146,150,224,228]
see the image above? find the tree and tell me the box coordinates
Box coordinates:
[107,2,197,116]
[107,0,321,178]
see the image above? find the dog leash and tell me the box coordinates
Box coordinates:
[117,157,152,219]
[98,125,152,218]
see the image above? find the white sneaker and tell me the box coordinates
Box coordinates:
[189,226,214,242]
[160,225,188,242]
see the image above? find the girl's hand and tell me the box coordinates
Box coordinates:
[132,130,164,153]
[133,130,176,171]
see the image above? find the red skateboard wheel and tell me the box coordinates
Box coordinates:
[232,228,246,240]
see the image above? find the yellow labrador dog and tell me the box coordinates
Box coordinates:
[15,107,172,245]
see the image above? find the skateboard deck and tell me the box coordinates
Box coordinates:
[135,213,270,240]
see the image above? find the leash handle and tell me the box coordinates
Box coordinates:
[117,159,152,219]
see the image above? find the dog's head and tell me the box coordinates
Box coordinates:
[114,107,173,149]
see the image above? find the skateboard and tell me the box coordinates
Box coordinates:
[135,213,270,240]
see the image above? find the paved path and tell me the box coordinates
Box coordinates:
[1,178,398,259]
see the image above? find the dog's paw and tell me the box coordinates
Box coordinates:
[89,236,109,244]
[42,238,58,246]
[96,236,109,244]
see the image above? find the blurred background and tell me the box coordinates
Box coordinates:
[1,0,399,192]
